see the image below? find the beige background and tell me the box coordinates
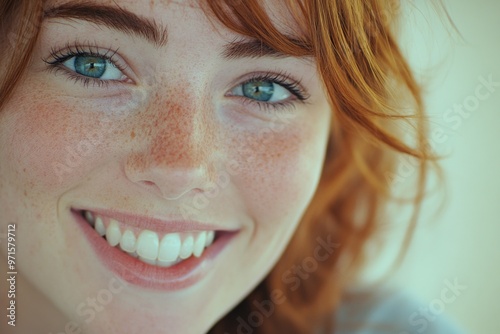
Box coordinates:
[362,0,500,333]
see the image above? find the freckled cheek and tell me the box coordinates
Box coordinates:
[227,125,321,226]
[3,99,131,192]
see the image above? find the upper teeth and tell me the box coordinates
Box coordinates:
[83,211,216,267]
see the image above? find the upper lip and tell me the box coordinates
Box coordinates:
[73,207,236,234]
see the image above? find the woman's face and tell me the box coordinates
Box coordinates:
[0,0,331,332]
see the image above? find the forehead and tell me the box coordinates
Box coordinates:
[43,0,303,37]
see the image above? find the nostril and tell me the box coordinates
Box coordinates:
[126,158,210,200]
[137,180,164,198]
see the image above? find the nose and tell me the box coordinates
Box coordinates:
[125,97,217,200]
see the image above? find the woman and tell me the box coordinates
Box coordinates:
[0,0,464,333]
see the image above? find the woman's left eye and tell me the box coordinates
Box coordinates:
[62,55,125,80]
[230,80,293,103]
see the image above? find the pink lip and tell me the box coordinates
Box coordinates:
[71,209,238,291]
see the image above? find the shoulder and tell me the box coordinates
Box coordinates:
[334,285,467,334]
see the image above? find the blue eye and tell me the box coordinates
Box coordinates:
[232,79,293,103]
[242,81,275,102]
[73,56,106,78]
[62,55,124,80]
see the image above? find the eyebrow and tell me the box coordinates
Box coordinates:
[43,2,168,47]
[222,39,290,60]
[221,38,313,63]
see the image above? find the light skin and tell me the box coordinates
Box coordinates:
[0,0,331,333]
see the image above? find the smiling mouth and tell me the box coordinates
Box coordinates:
[79,210,217,268]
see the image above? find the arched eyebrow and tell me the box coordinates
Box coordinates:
[43,2,169,47]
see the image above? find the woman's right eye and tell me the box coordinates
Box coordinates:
[62,55,125,81]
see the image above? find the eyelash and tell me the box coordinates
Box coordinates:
[235,72,310,112]
[42,44,311,111]
[43,43,128,88]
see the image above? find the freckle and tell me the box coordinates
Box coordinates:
[130,130,136,139]
[24,190,27,197]
[130,87,218,179]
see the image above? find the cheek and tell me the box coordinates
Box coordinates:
[226,116,328,226]
[5,104,92,192]
[0,91,130,195]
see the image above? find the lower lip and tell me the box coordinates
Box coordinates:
[72,210,237,291]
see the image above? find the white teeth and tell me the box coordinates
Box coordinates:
[179,235,194,259]
[119,230,136,252]
[193,232,207,257]
[106,220,121,247]
[206,231,215,247]
[158,233,181,262]
[84,211,95,225]
[136,230,160,260]
[88,212,217,265]
[95,217,106,237]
